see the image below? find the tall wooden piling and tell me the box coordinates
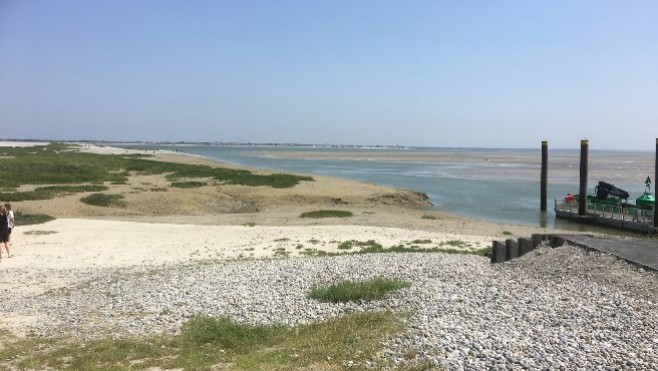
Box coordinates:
[578,139,589,216]
[541,141,548,211]
[655,138,657,228]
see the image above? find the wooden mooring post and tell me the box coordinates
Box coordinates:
[578,139,589,216]
[541,140,548,211]
[491,234,548,263]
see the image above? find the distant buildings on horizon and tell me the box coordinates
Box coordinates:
[0,138,408,150]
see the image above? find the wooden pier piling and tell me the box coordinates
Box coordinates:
[553,139,657,234]
[541,140,548,211]
[578,139,589,216]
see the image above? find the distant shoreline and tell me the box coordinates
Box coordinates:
[2,138,655,153]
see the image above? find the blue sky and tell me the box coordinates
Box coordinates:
[1,1,657,149]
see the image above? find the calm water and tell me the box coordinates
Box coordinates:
[119,144,655,230]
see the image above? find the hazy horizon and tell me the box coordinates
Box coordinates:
[2,137,658,152]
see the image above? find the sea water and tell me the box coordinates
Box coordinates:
[119,144,655,230]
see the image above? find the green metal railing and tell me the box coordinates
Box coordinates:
[555,199,654,224]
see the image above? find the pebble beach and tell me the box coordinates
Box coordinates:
[3,245,657,370]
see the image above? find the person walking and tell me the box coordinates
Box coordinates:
[5,203,13,249]
[0,205,10,259]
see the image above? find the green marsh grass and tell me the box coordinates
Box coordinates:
[0,143,313,196]
[14,211,55,225]
[80,193,127,208]
[0,184,108,202]
[170,180,207,188]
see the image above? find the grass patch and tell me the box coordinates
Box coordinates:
[338,240,387,251]
[421,214,437,220]
[23,230,58,236]
[337,241,354,250]
[273,247,290,257]
[14,211,55,225]
[439,239,468,248]
[80,193,126,208]
[2,312,407,370]
[309,277,411,303]
[295,239,490,258]
[431,246,491,257]
[300,210,353,218]
[149,187,168,192]
[170,181,207,188]
[299,248,337,257]
[181,316,287,351]
[502,230,513,235]
[329,239,491,257]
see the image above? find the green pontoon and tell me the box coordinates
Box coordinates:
[582,177,654,211]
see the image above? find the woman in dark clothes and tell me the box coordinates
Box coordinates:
[0,205,11,259]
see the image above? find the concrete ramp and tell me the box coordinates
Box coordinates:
[552,234,658,273]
